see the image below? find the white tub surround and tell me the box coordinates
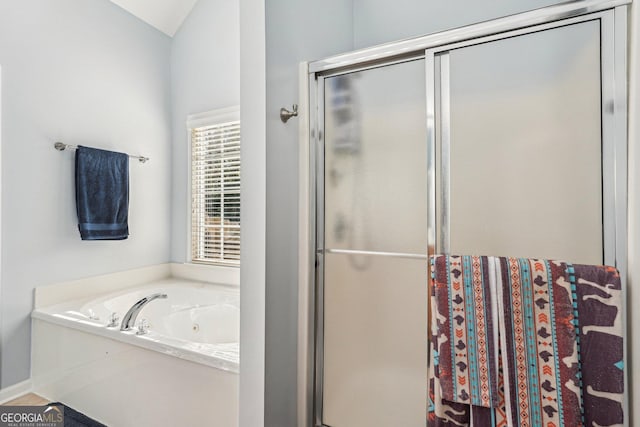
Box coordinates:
[32,320,238,427]
[171,262,240,286]
[31,267,239,426]
[32,279,239,372]
[34,264,172,309]
[34,262,238,307]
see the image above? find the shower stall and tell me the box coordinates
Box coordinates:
[299,1,629,426]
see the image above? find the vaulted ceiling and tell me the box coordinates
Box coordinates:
[109,0,199,37]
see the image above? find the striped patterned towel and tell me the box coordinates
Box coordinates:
[430,255,583,427]
[432,255,500,408]
[574,264,624,427]
[495,257,582,427]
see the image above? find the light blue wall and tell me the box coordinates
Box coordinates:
[265,1,353,426]
[170,0,240,263]
[353,0,565,49]
[0,0,172,387]
[0,0,240,394]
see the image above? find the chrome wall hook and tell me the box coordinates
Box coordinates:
[280,104,298,123]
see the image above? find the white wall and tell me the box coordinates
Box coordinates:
[0,0,172,387]
[170,0,240,263]
[239,0,266,424]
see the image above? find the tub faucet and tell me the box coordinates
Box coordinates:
[120,293,167,331]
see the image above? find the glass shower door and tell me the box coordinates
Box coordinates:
[435,19,605,264]
[320,59,429,427]
[314,8,626,427]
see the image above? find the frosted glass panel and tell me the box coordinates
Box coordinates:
[324,60,427,254]
[323,253,428,427]
[322,59,428,427]
[447,21,603,264]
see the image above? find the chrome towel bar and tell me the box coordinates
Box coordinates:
[54,142,149,164]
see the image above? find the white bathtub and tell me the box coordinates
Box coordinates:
[31,273,239,426]
[32,278,239,372]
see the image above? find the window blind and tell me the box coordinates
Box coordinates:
[191,120,241,265]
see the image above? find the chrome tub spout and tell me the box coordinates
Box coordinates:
[120,293,168,331]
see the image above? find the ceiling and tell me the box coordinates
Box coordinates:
[110,0,199,37]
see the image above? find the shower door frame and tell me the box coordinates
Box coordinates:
[301,2,629,426]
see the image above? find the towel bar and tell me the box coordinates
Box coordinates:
[54,142,149,163]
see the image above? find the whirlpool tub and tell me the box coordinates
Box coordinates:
[30,272,239,426]
[32,278,239,372]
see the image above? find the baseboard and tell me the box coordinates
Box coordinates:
[0,379,33,404]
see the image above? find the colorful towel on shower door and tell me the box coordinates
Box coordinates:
[431,255,500,408]
[573,264,624,427]
[428,255,583,427]
[495,257,582,427]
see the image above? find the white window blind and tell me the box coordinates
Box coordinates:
[191,119,241,265]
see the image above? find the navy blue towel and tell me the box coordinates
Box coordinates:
[75,145,129,240]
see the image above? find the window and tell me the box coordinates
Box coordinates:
[189,108,240,266]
